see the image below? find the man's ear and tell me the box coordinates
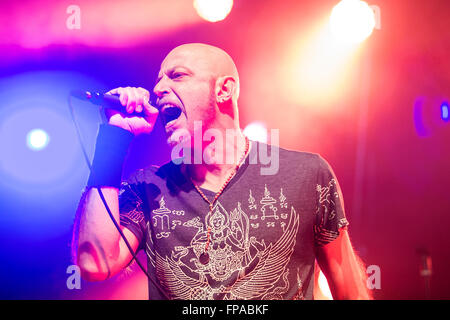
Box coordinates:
[215,76,237,104]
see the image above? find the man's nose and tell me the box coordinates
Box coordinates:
[153,77,170,98]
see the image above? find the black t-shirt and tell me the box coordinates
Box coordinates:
[119,140,348,300]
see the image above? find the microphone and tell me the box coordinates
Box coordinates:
[70,90,181,123]
[70,90,127,112]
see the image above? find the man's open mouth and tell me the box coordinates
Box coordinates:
[160,104,183,126]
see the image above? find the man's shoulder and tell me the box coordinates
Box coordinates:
[123,160,187,187]
[247,140,329,179]
[122,164,163,185]
[255,140,323,166]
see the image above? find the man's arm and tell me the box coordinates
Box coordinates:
[73,87,158,281]
[315,229,373,300]
[74,187,139,281]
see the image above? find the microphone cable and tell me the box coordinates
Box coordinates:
[68,93,171,300]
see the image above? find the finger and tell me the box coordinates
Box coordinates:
[143,99,159,120]
[118,87,128,107]
[136,87,150,102]
[107,87,119,95]
[133,87,144,113]
[137,87,150,113]
[104,108,121,121]
[107,87,128,107]
[125,87,136,114]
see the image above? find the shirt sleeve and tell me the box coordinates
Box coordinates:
[118,181,147,251]
[314,155,349,247]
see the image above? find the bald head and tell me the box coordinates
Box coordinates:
[161,43,240,101]
[153,43,242,139]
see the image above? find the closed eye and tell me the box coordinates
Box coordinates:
[171,72,186,79]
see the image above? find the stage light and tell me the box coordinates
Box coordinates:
[0,71,105,240]
[441,101,449,122]
[0,107,81,185]
[26,129,50,151]
[193,0,233,22]
[243,121,268,143]
[282,0,376,110]
[0,70,103,191]
[282,19,360,110]
[330,0,376,44]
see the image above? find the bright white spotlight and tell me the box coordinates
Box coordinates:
[243,122,268,143]
[26,128,50,151]
[330,0,376,44]
[193,0,233,22]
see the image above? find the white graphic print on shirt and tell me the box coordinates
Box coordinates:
[145,189,300,300]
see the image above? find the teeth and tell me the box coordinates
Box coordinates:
[161,103,179,110]
[160,103,182,124]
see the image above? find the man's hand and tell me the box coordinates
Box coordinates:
[105,86,159,136]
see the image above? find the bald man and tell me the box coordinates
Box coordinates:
[74,43,372,300]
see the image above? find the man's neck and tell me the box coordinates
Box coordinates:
[184,128,248,193]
